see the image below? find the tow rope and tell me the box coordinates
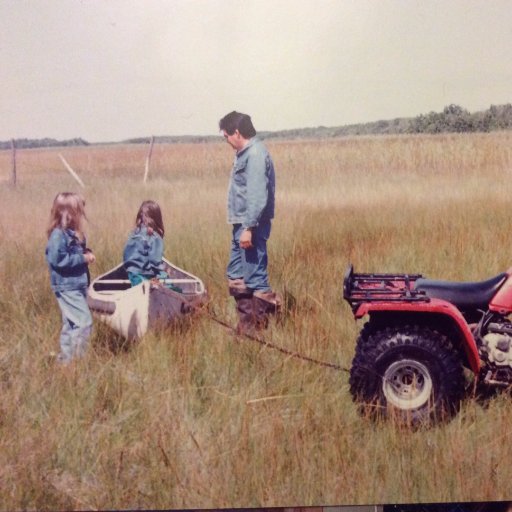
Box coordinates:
[202,305,350,373]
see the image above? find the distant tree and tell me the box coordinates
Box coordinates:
[442,104,474,132]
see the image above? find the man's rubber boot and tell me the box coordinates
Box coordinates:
[228,278,248,297]
[252,290,283,330]
[235,295,256,335]
[228,278,255,335]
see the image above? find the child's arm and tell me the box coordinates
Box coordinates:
[148,235,164,273]
[46,229,88,269]
[84,251,96,264]
[123,233,141,271]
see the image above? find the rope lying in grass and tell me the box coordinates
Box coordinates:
[148,282,350,373]
[202,305,350,373]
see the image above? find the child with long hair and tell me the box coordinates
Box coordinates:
[45,192,96,364]
[123,200,167,286]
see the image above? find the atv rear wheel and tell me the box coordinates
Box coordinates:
[349,325,466,425]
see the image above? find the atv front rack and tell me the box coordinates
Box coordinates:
[343,264,430,312]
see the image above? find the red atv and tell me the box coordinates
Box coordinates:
[343,264,512,424]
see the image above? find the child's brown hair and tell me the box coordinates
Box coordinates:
[135,200,165,237]
[47,192,87,240]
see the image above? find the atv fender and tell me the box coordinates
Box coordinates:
[353,298,480,374]
[490,268,512,314]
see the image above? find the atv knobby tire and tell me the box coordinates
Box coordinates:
[349,325,465,425]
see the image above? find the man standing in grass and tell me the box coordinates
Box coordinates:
[219,111,281,333]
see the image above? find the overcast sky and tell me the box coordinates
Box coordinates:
[1,0,511,142]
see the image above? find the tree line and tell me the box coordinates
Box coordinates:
[2,104,512,149]
[0,137,89,150]
[259,103,512,139]
[408,103,512,134]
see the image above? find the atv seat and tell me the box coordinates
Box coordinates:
[414,273,507,311]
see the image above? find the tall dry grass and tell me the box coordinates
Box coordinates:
[1,132,512,509]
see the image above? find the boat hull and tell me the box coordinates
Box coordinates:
[87,258,207,340]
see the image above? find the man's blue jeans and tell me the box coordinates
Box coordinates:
[227,221,271,292]
[54,288,93,364]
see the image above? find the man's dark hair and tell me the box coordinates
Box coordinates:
[219,111,257,138]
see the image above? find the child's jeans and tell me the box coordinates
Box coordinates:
[54,288,93,364]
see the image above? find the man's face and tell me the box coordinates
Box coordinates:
[222,129,245,151]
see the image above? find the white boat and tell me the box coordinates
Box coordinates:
[87,258,207,340]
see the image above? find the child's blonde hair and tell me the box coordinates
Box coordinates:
[135,200,165,237]
[47,192,87,240]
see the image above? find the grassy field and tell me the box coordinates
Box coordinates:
[1,132,512,510]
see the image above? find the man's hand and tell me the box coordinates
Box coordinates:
[240,228,253,249]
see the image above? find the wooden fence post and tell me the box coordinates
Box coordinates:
[58,154,85,188]
[143,135,155,184]
[11,139,16,186]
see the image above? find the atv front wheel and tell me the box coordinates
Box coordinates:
[349,325,466,425]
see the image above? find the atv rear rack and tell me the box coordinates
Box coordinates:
[343,264,430,312]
